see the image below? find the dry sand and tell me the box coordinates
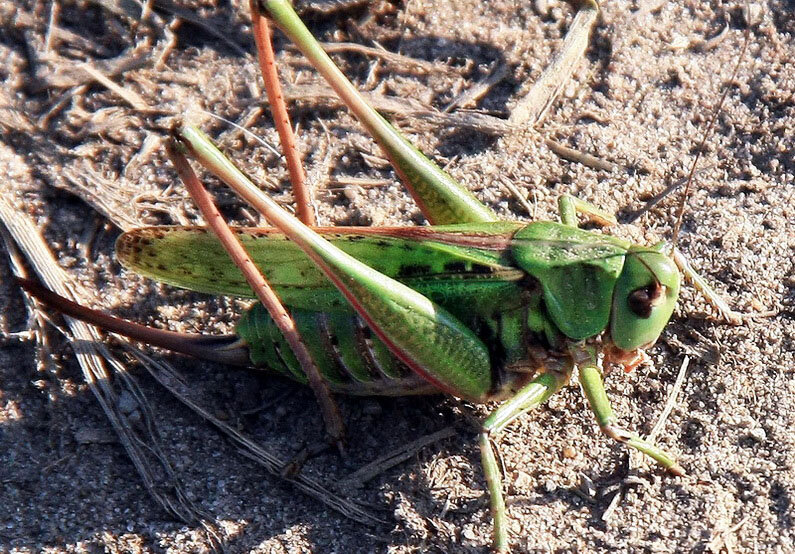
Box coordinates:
[1,0,793,552]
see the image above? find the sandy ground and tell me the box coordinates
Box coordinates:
[1,0,793,552]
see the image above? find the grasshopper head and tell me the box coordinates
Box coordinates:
[609,246,680,353]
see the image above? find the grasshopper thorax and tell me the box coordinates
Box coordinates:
[509,223,680,373]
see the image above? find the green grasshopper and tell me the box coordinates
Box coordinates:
[17,0,744,551]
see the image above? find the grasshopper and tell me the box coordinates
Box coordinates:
[10,0,755,551]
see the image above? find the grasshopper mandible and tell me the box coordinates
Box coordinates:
[15,0,745,551]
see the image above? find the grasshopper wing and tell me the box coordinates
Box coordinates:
[117,222,527,317]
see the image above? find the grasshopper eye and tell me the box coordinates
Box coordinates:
[627,281,666,318]
[610,249,680,351]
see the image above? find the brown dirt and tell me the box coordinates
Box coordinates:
[1,0,793,552]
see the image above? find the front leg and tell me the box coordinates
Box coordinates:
[558,194,618,227]
[575,345,684,475]
[671,248,743,325]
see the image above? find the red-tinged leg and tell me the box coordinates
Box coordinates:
[166,140,345,448]
[249,0,315,225]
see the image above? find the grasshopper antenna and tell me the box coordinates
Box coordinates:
[670,9,753,246]
[666,5,756,325]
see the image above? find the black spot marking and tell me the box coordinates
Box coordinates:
[470,264,494,275]
[398,264,432,278]
[443,261,466,273]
